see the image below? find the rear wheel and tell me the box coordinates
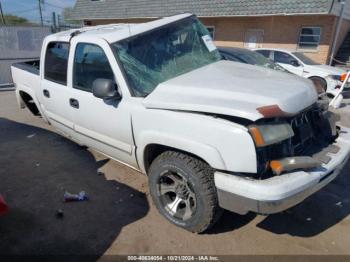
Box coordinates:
[148,151,222,233]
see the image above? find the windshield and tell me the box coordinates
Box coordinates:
[292,52,320,65]
[234,49,288,72]
[112,16,221,97]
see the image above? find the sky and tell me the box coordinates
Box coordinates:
[1,0,76,24]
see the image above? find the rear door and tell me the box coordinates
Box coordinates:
[40,41,75,138]
[68,39,137,167]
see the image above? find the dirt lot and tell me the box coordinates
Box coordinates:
[1,90,350,256]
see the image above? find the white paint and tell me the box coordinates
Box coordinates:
[144,60,318,121]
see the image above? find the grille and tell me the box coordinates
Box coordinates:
[289,109,316,155]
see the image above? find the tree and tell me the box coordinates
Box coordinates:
[0,14,31,25]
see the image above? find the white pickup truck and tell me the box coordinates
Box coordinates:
[11,14,350,233]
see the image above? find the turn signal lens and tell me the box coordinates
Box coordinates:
[249,126,265,147]
[341,73,348,82]
[270,160,284,175]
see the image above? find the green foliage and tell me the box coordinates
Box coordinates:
[0,14,32,25]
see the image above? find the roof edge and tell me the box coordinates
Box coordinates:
[68,11,333,21]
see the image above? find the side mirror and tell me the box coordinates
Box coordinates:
[92,78,121,100]
[291,60,301,67]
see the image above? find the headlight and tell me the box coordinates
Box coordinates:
[248,123,294,147]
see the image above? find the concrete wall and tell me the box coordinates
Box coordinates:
[87,14,350,65]
[0,26,51,85]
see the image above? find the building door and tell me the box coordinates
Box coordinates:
[244,29,264,49]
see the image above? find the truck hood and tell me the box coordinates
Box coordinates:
[143,60,318,121]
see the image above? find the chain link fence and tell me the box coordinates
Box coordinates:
[0,26,51,87]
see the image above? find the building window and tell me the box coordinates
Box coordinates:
[206,26,215,40]
[298,27,321,50]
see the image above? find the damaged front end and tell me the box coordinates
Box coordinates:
[214,102,350,215]
[251,102,340,179]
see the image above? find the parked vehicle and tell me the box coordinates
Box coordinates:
[0,195,8,216]
[255,48,349,95]
[219,47,289,73]
[219,47,332,97]
[11,14,350,233]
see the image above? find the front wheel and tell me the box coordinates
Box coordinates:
[148,151,222,233]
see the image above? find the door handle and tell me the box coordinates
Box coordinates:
[69,98,79,109]
[43,89,50,98]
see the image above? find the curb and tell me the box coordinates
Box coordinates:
[0,87,15,91]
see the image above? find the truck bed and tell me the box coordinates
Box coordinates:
[12,60,40,76]
[11,60,41,114]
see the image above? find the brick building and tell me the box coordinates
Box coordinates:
[69,0,350,64]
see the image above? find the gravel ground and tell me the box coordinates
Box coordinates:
[1,90,350,256]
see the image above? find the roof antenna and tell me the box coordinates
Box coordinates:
[69,30,81,42]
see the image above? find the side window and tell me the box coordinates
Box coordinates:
[274,51,295,65]
[206,26,215,40]
[256,50,270,58]
[44,42,69,85]
[73,43,114,92]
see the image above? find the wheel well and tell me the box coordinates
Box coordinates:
[19,91,40,116]
[143,144,209,174]
[309,76,327,93]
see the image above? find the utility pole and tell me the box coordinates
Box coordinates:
[329,0,346,65]
[0,0,6,25]
[52,11,56,32]
[38,0,43,26]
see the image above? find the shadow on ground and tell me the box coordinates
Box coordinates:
[207,212,256,234]
[0,118,149,256]
[257,160,350,237]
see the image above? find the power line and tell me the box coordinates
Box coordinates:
[5,8,38,15]
[44,1,66,9]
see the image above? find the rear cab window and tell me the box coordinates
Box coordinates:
[44,42,70,85]
[274,51,295,65]
[256,50,270,59]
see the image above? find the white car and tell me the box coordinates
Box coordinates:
[255,48,348,96]
[11,14,350,233]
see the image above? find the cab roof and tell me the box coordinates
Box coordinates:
[45,13,192,44]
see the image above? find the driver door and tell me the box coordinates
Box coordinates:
[273,51,304,76]
[68,39,137,168]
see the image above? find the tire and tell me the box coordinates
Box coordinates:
[148,151,223,233]
[309,77,327,94]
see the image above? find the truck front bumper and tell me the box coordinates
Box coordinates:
[214,126,350,215]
